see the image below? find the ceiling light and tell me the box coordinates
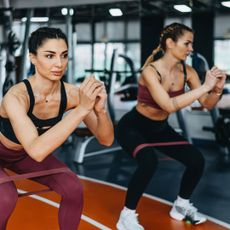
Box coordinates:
[69,9,74,16]
[173,4,192,12]
[61,8,74,16]
[109,8,123,17]
[61,8,68,15]
[21,17,49,22]
[221,1,230,7]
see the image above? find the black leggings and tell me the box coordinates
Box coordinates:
[116,108,205,210]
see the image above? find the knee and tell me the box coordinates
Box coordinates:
[62,174,83,205]
[187,152,205,172]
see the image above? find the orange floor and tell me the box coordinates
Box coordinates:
[6,176,229,230]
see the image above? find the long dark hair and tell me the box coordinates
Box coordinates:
[142,23,193,69]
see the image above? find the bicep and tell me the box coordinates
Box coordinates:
[142,70,171,111]
[3,96,38,147]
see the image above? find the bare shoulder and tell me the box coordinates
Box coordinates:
[142,65,155,76]
[3,82,28,105]
[141,64,161,84]
[1,82,28,115]
[184,64,199,81]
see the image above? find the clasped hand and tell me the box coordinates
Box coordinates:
[204,66,226,92]
[78,76,107,113]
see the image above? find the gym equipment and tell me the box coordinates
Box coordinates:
[84,50,140,102]
[20,9,33,81]
[191,52,209,83]
[191,52,230,166]
[73,49,122,164]
[1,1,21,96]
[114,54,139,101]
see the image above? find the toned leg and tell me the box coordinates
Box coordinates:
[0,167,18,230]
[9,154,83,230]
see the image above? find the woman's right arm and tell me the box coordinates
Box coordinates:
[142,66,218,113]
[3,77,103,162]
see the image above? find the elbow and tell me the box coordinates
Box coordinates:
[99,134,114,147]
[164,99,181,113]
[99,138,114,147]
[26,147,46,162]
[30,152,46,162]
[166,107,175,113]
[203,105,213,111]
[34,155,46,162]
[157,99,176,113]
[29,154,45,162]
[33,157,44,163]
[162,104,175,113]
[104,139,114,147]
[202,102,215,111]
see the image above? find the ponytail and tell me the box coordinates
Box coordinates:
[141,45,161,70]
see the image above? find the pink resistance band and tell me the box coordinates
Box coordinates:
[0,167,71,197]
[133,141,190,158]
[0,167,71,184]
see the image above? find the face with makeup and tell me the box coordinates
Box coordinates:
[166,31,194,61]
[29,38,68,81]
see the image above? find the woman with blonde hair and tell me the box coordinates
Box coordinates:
[116,22,226,230]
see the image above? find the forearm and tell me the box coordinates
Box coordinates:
[202,89,222,109]
[27,107,89,161]
[171,85,209,112]
[94,110,114,146]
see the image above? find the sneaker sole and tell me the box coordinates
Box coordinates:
[116,221,126,230]
[193,218,207,225]
[169,210,184,221]
[170,211,207,225]
[116,221,145,230]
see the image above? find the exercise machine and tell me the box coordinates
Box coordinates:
[1,0,21,96]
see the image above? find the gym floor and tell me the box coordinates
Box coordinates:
[7,138,230,229]
[56,137,230,228]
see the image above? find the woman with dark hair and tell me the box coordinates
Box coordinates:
[0,27,114,230]
[116,23,226,230]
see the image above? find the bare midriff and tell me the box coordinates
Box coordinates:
[136,102,169,121]
[0,133,23,151]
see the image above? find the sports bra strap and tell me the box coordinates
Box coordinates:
[59,80,67,115]
[149,62,187,86]
[23,79,67,116]
[181,61,187,87]
[149,64,162,82]
[22,79,35,114]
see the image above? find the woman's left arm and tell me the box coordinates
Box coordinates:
[187,66,226,110]
[82,83,114,146]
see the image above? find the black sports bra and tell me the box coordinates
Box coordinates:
[0,79,67,144]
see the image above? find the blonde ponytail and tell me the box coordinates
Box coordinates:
[141,45,161,70]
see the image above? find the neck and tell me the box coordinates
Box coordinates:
[158,54,182,73]
[31,75,60,102]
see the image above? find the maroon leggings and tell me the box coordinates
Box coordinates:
[0,142,83,230]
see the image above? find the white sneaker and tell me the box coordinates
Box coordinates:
[116,208,144,230]
[170,201,207,225]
